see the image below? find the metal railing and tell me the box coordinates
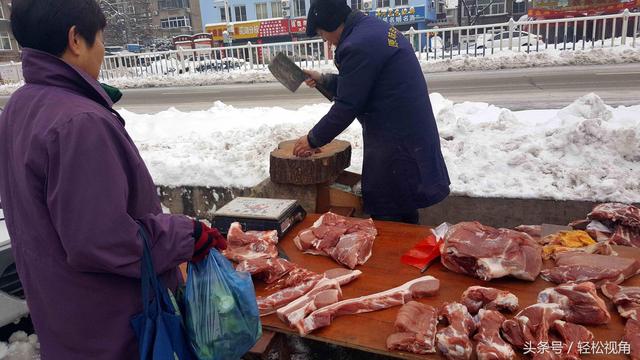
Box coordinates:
[100,38,329,81]
[0,11,638,84]
[407,9,640,61]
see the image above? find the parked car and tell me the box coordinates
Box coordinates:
[0,201,29,328]
[475,30,544,49]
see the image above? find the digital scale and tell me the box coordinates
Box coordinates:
[212,197,306,237]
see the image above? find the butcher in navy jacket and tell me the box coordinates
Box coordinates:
[293,0,450,223]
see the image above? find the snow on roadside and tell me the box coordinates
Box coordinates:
[120,93,640,203]
[1,44,639,95]
[0,332,40,360]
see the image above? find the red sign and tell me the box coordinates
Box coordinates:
[258,19,290,37]
[290,18,308,33]
[529,0,640,18]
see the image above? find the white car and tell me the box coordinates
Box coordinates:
[0,204,29,328]
[475,30,544,49]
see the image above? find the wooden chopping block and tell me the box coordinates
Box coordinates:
[270,139,351,185]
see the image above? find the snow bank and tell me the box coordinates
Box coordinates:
[120,93,640,203]
[0,332,40,360]
[1,44,638,95]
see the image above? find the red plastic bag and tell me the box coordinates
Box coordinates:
[401,234,441,270]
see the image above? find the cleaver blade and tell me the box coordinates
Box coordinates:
[268,52,334,101]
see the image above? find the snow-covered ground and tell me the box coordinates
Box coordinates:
[121,92,640,203]
[0,332,39,360]
[0,42,639,95]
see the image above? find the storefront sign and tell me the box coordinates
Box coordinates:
[259,19,290,37]
[290,18,308,33]
[370,6,426,25]
[529,0,639,18]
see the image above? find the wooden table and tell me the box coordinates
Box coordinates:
[255,214,638,359]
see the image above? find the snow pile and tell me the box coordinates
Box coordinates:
[121,93,640,203]
[0,332,40,360]
[422,45,640,72]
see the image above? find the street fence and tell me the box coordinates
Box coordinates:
[0,10,638,84]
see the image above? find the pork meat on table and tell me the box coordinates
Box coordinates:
[436,302,476,360]
[299,276,440,335]
[537,282,610,325]
[222,222,279,262]
[460,286,519,315]
[626,318,640,360]
[256,268,361,316]
[293,212,377,269]
[540,252,640,286]
[473,309,516,360]
[549,320,594,360]
[386,301,438,354]
[501,303,566,349]
[440,222,543,281]
[601,283,640,320]
[235,257,296,284]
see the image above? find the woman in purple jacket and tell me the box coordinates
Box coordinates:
[0,1,225,358]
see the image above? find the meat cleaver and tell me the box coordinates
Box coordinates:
[268,52,334,101]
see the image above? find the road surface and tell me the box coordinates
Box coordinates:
[2,63,639,113]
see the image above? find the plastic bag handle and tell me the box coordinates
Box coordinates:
[137,221,169,317]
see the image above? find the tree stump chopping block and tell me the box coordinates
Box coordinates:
[270,139,351,185]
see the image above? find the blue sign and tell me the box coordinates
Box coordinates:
[369,6,427,25]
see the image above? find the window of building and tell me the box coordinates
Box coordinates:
[350,0,362,10]
[160,16,191,28]
[235,5,247,21]
[256,3,269,19]
[158,0,189,10]
[0,33,12,50]
[377,0,390,8]
[220,7,227,22]
[468,0,506,16]
[293,0,306,17]
[271,1,283,17]
[513,0,526,14]
[396,0,408,6]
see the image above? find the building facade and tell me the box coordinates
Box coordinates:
[458,0,529,26]
[0,0,20,63]
[151,0,203,39]
[200,0,440,45]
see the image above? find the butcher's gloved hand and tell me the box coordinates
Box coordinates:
[192,220,227,263]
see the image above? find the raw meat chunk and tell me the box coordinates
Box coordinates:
[436,302,476,360]
[386,301,438,354]
[540,252,640,285]
[601,283,640,320]
[501,303,565,348]
[514,225,542,243]
[227,222,278,246]
[588,203,640,229]
[473,309,515,360]
[550,320,594,360]
[256,268,361,316]
[537,282,610,325]
[440,222,542,281]
[293,212,378,269]
[626,318,640,360]
[235,257,296,283]
[300,276,439,335]
[460,286,519,315]
[276,277,343,333]
[610,224,640,248]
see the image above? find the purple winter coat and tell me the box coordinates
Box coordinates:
[0,48,195,359]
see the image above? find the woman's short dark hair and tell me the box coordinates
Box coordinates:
[11,0,107,56]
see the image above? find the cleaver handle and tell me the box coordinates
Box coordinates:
[315,83,335,101]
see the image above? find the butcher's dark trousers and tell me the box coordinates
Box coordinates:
[371,210,420,225]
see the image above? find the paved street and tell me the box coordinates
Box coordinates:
[2,63,639,112]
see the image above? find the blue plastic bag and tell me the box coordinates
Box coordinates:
[131,223,195,360]
[185,250,262,360]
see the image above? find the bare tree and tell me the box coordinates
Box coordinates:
[99,0,155,47]
[459,0,498,26]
